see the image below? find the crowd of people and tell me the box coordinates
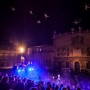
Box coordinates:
[0,70,90,90]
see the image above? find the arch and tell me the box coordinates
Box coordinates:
[75,62,80,73]
[87,61,90,69]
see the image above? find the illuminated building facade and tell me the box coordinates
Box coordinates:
[31,31,90,72]
[0,46,26,69]
[0,49,18,69]
[53,31,90,73]
[0,31,90,73]
[30,45,54,70]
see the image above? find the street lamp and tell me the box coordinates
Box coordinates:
[19,47,25,53]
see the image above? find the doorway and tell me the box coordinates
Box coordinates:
[75,62,80,73]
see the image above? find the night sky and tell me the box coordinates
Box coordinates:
[0,0,90,46]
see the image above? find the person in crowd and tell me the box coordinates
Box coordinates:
[67,86,70,90]
[77,88,81,90]
[29,87,38,90]
[62,88,68,90]
[14,78,24,90]
[46,82,53,90]
[52,83,56,90]
[0,76,9,90]
[55,85,59,90]
[0,74,3,83]
[9,76,17,90]
[59,84,64,90]
[25,79,34,90]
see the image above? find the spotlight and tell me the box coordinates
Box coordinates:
[28,68,32,71]
[17,69,21,72]
[28,67,34,71]
[22,69,25,71]
[19,47,25,53]
[31,68,34,70]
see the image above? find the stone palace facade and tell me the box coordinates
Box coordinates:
[30,31,90,72]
